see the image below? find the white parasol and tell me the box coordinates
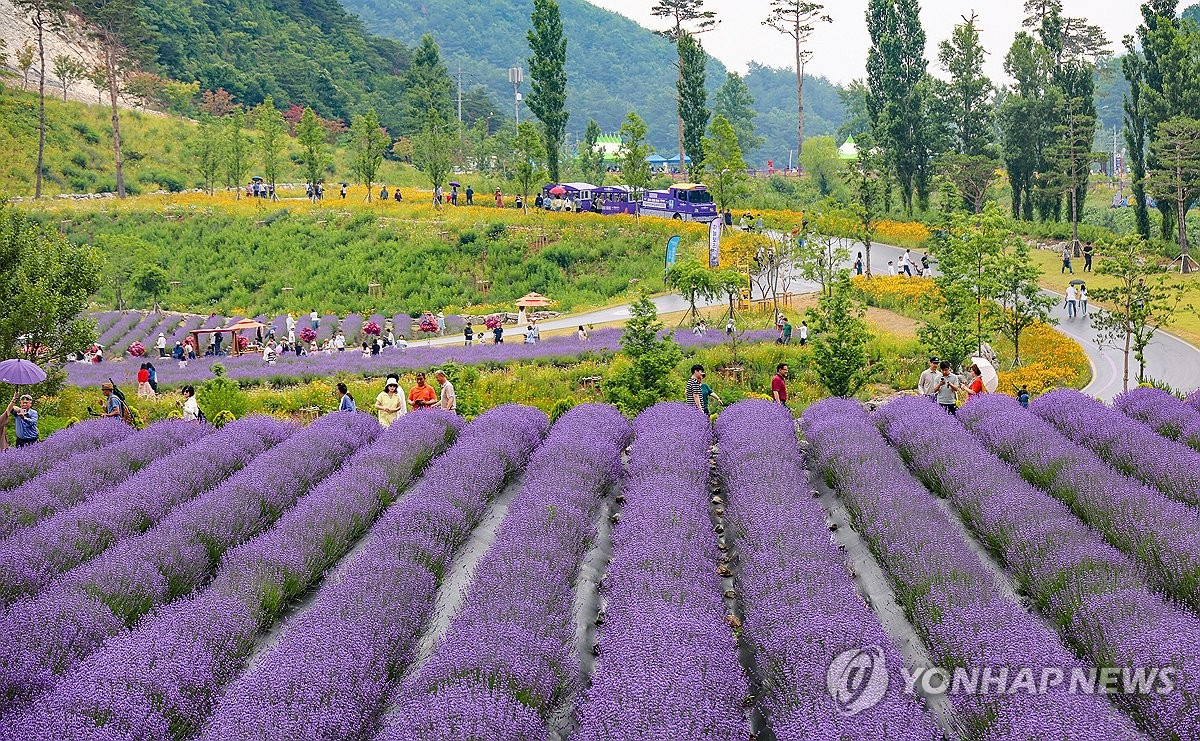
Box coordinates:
[970,357,999,392]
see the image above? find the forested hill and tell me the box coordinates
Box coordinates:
[75,0,415,132]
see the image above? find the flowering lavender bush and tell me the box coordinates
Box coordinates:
[959,393,1200,611]
[1113,386,1200,451]
[805,398,1142,738]
[875,395,1200,737]
[0,418,135,491]
[199,405,548,741]
[0,413,377,711]
[1033,388,1200,505]
[1189,388,1200,411]
[8,412,463,740]
[0,420,208,538]
[64,329,778,389]
[0,417,294,604]
[381,404,631,740]
[573,403,750,740]
[718,401,937,740]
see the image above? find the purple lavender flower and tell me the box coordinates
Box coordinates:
[1114,386,1200,451]
[198,405,549,741]
[718,400,937,740]
[0,412,378,711]
[0,418,135,491]
[1033,388,1200,505]
[0,420,209,538]
[0,417,295,604]
[5,412,463,740]
[572,403,750,741]
[381,405,630,740]
[958,392,1200,611]
[873,395,1200,737]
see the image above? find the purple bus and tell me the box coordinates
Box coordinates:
[637,183,718,222]
[593,185,638,215]
[540,182,597,212]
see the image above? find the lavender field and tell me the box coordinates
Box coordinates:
[1,392,1198,740]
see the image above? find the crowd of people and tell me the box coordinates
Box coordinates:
[334,370,456,425]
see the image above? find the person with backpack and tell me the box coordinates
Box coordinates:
[101,382,131,424]
[181,386,203,422]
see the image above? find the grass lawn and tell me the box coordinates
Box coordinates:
[1027,248,1200,348]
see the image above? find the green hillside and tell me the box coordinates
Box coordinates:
[74,0,416,133]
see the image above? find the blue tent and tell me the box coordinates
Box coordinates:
[645,154,668,164]
[660,154,692,166]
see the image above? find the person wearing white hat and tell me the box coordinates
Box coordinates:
[156,332,167,357]
[374,375,406,427]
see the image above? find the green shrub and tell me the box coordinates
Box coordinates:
[198,376,248,419]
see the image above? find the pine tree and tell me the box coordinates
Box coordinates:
[404,35,453,135]
[11,0,65,198]
[677,32,709,178]
[83,0,148,199]
[526,0,569,183]
[808,272,871,398]
[1147,116,1200,272]
[762,0,829,168]
[605,293,683,415]
[651,0,717,171]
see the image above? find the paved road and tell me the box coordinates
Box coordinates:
[414,237,1200,400]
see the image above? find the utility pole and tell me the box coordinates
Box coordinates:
[508,66,523,125]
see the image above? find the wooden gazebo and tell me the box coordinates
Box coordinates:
[190,318,265,357]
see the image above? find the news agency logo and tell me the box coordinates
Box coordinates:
[826,646,1177,716]
[827,645,889,716]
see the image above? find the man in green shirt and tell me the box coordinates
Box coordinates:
[781,317,793,345]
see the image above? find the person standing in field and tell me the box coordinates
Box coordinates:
[408,372,438,410]
[1065,284,1078,319]
[933,361,963,415]
[374,376,406,427]
[0,392,14,452]
[434,370,456,412]
[156,332,167,358]
[687,364,722,415]
[854,252,864,275]
[495,188,504,208]
[336,383,356,412]
[1079,285,1089,316]
[771,364,789,406]
[464,322,474,347]
[781,317,793,345]
[466,185,474,205]
[918,356,941,399]
[965,363,986,401]
[335,331,346,352]
[799,321,808,346]
[311,310,320,331]
[1061,244,1073,274]
[137,364,155,399]
[1083,243,1094,272]
[181,386,201,421]
[13,394,38,446]
[493,324,504,344]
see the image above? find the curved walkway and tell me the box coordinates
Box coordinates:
[415,238,1200,401]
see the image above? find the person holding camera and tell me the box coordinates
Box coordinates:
[933,361,964,415]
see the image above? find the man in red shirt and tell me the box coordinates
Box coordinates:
[771,363,789,405]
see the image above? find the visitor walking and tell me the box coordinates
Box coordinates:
[781,317,793,345]
[771,363,789,406]
[1083,243,1093,272]
[146,362,158,393]
[380,186,389,201]
[181,386,201,421]
[1079,285,1089,316]
[311,310,320,331]
[335,331,346,352]
[525,324,537,344]
[464,322,474,347]
[213,332,224,356]
[374,376,406,427]
[336,383,356,413]
[686,364,721,414]
[137,364,155,399]
[451,186,458,206]
[933,361,963,415]
[901,250,914,277]
[799,321,808,346]
[466,185,474,205]
[156,332,167,358]
[887,261,897,276]
[286,313,297,334]
[918,356,941,399]
[434,370,456,412]
[436,313,447,336]
[1061,245,1074,274]
[495,188,503,208]
[493,325,504,344]
[854,252,864,275]
[726,317,735,336]
[1065,284,1078,319]
[408,372,438,409]
[101,382,126,420]
[13,394,38,446]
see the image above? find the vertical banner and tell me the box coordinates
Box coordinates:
[708,218,722,267]
[664,235,681,269]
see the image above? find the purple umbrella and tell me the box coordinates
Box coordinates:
[0,359,47,386]
[448,181,461,188]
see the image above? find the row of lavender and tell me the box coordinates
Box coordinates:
[0,413,376,712]
[875,396,1200,737]
[381,404,632,739]
[7,411,461,738]
[803,398,1139,738]
[65,328,776,389]
[199,404,548,739]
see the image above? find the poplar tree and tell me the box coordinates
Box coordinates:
[223,108,248,198]
[677,32,709,178]
[526,0,569,183]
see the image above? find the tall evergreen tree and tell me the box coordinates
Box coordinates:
[651,0,717,171]
[677,32,708,178]
[527,0,569,183]
[1123,40,1152,239]
[713,72,764,158]
[11,0,65,198]
[866,0,931,213]
[1147,116,1200,272]
[762,0,830,168]
[404,35,453,134]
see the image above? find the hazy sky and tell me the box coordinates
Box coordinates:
[587,0,1144,84]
